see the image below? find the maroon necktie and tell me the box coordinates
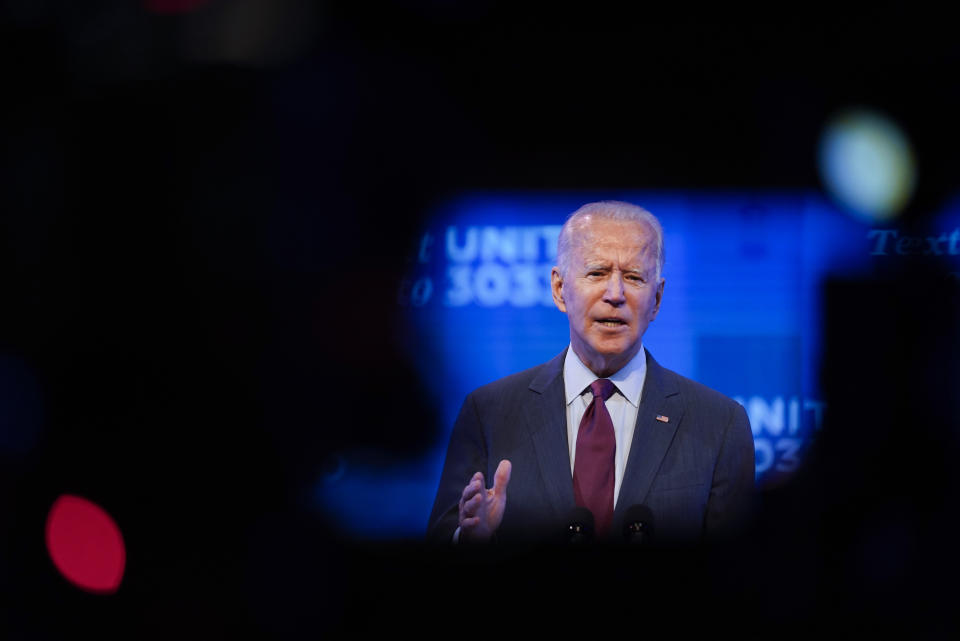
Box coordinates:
[573,379,617,538]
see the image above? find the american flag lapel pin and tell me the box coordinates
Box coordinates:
[655,415,669,423]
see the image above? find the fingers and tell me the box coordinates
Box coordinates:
[459,466,510,541]
[492,459,512,498]
[462,491,484,516]
[459,474,483,502]
[458,472,486,519]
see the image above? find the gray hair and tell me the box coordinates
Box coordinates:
[556,201,665,280]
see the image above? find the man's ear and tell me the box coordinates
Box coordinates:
[551,267,566,313]
[651,278,665,320]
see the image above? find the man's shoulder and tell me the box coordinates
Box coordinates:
[466,351,564,402]
[651,358,743,413]
[648,359,751,449]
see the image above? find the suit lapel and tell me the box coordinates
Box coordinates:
[614,350,684,521]
[523,350,576,518]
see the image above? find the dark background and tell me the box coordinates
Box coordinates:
[2,3,958,638]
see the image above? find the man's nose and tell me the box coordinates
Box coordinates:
[603,273,626,305]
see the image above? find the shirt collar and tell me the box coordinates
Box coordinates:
[563,343,647,408]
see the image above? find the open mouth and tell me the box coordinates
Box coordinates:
[595,318,627,328]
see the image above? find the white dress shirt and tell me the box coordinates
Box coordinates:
[563,344,647,508]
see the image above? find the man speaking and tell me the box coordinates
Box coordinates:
[427,201,755,544]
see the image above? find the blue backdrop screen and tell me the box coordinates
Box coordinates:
[318,190,881,538]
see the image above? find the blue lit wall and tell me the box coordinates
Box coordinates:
[317,190,877,538]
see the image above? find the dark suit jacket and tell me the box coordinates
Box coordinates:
[426,348,755,544]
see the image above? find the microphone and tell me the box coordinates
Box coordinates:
[622,504,654,544]
[565,507,595,544]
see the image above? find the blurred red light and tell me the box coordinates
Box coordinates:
[45,495,126,594]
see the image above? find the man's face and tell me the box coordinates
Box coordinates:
[551,217,665,377]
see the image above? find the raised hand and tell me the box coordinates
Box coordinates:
[458,459,512,542]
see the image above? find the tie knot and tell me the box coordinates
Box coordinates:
[589,378,616,401]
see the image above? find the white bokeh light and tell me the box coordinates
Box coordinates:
[818,108,916,223]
